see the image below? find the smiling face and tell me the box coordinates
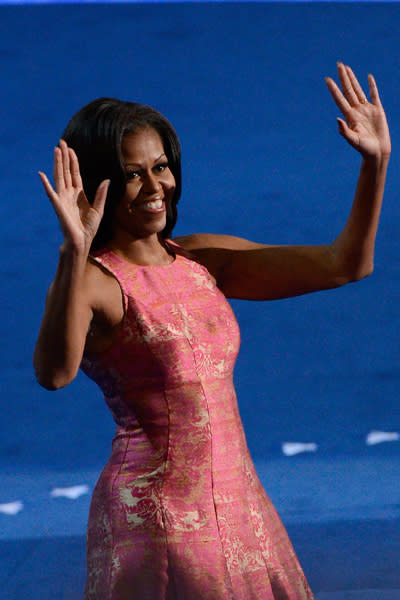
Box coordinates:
[112,127,176,240]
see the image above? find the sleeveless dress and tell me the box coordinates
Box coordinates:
[80,244,314,600]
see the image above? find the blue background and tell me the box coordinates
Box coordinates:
[1,2,399,598]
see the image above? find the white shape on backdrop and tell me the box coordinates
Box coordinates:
[366,430,400,446]
[0,500,24,515]
[50,484,90,500]
[281,442,318,456]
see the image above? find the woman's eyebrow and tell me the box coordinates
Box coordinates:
[124,153,167,167]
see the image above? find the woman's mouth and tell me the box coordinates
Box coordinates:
[145,198,163,210]
[130,198,165,213]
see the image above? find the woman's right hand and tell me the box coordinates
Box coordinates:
[39,139,109,254]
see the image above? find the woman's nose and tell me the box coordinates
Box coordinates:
[143,171,161,193]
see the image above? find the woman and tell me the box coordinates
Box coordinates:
[34,63,390,599]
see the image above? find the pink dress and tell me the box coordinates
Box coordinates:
[81,243,314,600]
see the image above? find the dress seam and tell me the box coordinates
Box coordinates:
[108,433,130,598]
[203,379,236,600]
[159,388,171,593]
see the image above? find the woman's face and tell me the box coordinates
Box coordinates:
[113,127,176,239]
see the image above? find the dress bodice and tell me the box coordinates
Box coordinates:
[81,244,241,429]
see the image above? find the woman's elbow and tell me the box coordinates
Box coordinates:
[33,360,77,391]
[334,261,374,286]
[35,376,67,391]
[349,260,374,283]
[359,265,374,280]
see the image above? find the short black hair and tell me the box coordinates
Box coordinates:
[62,98,181,250]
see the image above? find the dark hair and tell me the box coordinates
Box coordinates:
[62,98,181,250]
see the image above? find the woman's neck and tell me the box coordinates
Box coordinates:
[106,232,173,266]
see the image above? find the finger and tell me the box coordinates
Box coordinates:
[336,117,360,149]
[345,66,368,105]
[38,171,65,220]
[92,179,110,216]
[337,62,359,106]
[325,76,352,115]
[53,147,65,193]
[368,73,382,107]
[39,171,57,200]
[69,147,83,189]
[59,139,72,189]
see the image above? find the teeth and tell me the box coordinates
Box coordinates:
[145,199,163,209]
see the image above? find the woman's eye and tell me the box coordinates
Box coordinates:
[126,170,140,180]
[125,163,168,180]
[155,163,168,173]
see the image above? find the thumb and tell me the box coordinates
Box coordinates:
[93,179,110,216]
[337,118,359,149]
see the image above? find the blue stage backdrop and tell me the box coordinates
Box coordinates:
[0,3,400,597]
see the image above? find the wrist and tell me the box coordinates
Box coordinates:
[362,152,390,170]
[59,235,91,255]
[59,240,89,266]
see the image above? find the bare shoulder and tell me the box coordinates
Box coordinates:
[84,257,124,328]
[173,233,267,251]
[172,233,269,280]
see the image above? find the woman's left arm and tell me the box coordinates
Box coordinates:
[324,62,390,282]
[176,63,391,300]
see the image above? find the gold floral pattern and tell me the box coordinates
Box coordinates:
[81,245,314,599]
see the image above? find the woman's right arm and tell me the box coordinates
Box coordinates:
[34,247,94,390]
[33,140,109,390]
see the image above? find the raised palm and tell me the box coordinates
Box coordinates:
[325,63,391,160]
[39,140,109,253]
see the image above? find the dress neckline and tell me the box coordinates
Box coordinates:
[99,240,177,269]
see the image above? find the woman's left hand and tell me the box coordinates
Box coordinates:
[325,62,391,161]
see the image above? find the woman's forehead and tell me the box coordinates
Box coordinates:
[122,127,165,163]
